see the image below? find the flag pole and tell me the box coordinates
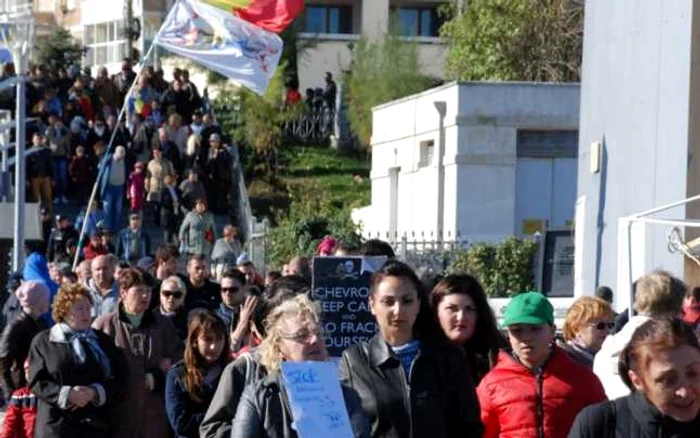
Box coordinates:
[72,39,160,271]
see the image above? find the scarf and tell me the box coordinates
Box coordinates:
[60,323,112,377]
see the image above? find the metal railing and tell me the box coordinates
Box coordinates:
[283,108,336,144]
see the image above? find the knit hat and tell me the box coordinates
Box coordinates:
[502,291,554,327]
[15,280,50,313]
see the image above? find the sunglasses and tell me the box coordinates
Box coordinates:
[221,287,240,294]
[591,321,615,331]
[161,290,183,299]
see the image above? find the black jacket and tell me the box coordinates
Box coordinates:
[183,277,221,312]
[46,226,80,262]
[165,361,223,438]
[339,334,483,438]
[231,374,371,438]
[27,145,53,178]
[28,325,126,438]
[0,311,47,393]
[159,185,183,230]
[568,390,700,438]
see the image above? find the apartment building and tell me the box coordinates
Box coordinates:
[296,0,448,91]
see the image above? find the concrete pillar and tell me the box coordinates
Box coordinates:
[361,0,389,40]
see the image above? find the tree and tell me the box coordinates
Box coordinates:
[36,27,83,69]
[344,35,433,147]
[439,0,583,82]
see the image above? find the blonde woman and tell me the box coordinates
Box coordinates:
[184,133,202,171]
[231,294,370,437]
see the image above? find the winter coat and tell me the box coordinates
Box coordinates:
[146,157,175,202]
[159,185,183,230]
[28,324,125,438]
[26,146,52,179]
[200,350,267,438]
[69,155,92,184]
[44,124,71,158]
[179,211,217,256]
[165,361,224,438]
[593,315,650,400]
[0,311,47,394]
[0,386,36,438]
[22,252,58,306]
[183,278,221,312]
[231,374,371,438]
[127,171,146,210]
[179,179,207,211]
[339,333,483,438]
[568,389,700,438]
[114,228,151,262]
[477,347,606,438]
[93,304,182,438]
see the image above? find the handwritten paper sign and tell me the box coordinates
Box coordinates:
[312,256,386,357]
[281,361,354,438]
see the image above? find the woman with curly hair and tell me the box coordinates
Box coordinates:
[231,294,370,437]
[165,310,229,438]
[28,283,124,437]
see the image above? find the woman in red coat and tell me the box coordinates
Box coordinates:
[477,292,606,438]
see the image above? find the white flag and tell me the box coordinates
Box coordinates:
[155,0,284,95]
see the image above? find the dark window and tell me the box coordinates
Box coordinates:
[304,5,353,34]
[392,6,444,37]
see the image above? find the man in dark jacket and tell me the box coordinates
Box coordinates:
[46,215,79,263]
[27,133,53,212]
[182,254,220,312]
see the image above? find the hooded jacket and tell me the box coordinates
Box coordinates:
[593,315,651,400]
[22,253,58,309]
[477,347,606,438]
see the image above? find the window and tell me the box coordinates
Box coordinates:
[419,140,435,168]
[392,6,444,37]
[303,5,353,34]
[84,20,128,66]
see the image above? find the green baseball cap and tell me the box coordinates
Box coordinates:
[502,291,554,327]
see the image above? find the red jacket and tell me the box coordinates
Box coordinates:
[1,387,36,438]
[477,347,606,438]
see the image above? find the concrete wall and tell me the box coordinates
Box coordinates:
[355,82,580,244]
[575,0,693,309]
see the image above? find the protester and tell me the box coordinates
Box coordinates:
[183,254,221,311]
[1,358,37,438]
[68,145,92,204]
[560,296,615,368]
[46,215,79,263]
[205,134,232,214]
[156,275,189,341]
[595,285,614,305]
[159,173,183,245]
[477,291,606,438]
[216,269,259,354]
[0,282,50,395]
[594,270,686,399]
[237,260,264,289]
[179,198,217,257]
[93,268,181,438]
[284,255,311,283]
[82,231,109,261]
[127,161,147,214]
[87,255,119,320]
[0,271,22,334]
[179,167,207,211]
[232,294,370,437]
[430,274,506,384]
[166,310,229,438]
[146,145,176,225]
[115,213,152,264]
[74,199,106,240]
[76,260,91,286]
[339,260,483,437]
[681,286,700,330]
[45,114,71,206]
[28,283,124,437]
[211,225,242,281]
[569,316,700,437]
[27,133,53,212]
[98,145,128,233]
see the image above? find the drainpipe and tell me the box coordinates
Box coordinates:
[434,101,446,245]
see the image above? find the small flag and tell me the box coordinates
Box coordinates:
[155,0,283,95]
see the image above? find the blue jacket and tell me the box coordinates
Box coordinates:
[215,303,237,334]
[165,361,223,438]
[115,228,151,262]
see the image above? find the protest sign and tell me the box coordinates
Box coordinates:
[312,256,386,357]
[281,361,354,438]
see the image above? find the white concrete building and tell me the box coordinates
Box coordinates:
[353,81,581,295]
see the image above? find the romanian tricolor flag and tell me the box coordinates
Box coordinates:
[155,0,302,95]
[202,0,304,33]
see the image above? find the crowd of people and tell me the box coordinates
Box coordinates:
[0,59,697,438]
